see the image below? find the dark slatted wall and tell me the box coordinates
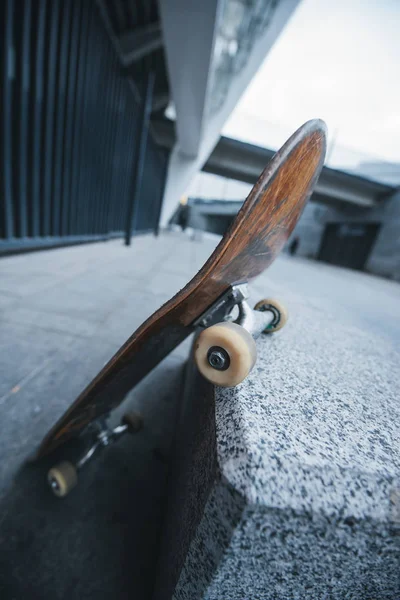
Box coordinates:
[0,0,167,253]
[317,223,381,271]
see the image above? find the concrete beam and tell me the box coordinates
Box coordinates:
[152,119,395,209]
[95,2,164,107]
[158,0,220,158]
[118,22,163,66]
[204,136,394,208]
[158,0,300,225]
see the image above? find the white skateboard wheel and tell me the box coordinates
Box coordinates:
[254,298,288,333]
[48,461,78,498]
[194,322,257,387]
[122,411,143,433]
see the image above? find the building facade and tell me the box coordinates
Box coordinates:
[1,0,300,254]
[179,161,399,280]
[290,191,400,280]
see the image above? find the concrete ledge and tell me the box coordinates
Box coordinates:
[162,288,400,599]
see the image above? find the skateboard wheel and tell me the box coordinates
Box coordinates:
[194,322,257,387]
[48,461,78,498]
[121,411,143,433]
[254,298,288,333]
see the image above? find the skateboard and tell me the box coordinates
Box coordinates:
[37,119,327,496]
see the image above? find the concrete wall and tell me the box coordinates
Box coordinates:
[180,189,400,281]
[186,200,238,233]
[366,191,400,280]
[289,191,400,281]
[287,204,328,259]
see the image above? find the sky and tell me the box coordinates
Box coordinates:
[223,0,400,168]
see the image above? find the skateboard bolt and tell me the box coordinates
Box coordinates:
[49,476,60,493]
[207,346,230,371]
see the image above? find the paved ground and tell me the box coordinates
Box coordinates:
[0,231,399,599]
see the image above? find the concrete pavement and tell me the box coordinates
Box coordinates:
[0,232,399,599]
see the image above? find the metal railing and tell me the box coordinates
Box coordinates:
[0,0,167,254]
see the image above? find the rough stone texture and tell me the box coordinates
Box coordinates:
[215,317,399,521]
[177,491,398,600]
[172,263,400,599]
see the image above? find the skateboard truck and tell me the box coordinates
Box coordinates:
[194,285,288,387]
[48,412,142,497]
[193,284,249,329]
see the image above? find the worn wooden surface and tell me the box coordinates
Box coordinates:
[35,119,327,458]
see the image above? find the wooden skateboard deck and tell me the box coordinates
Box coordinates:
[35,119,327,459]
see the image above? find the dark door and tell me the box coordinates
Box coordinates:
[205,214,235,236]
[318,223,380,270]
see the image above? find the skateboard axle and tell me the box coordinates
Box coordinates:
[236,300,275,337]
[207,346,230,371]
[76,421,129,470]
[49,477,61,493]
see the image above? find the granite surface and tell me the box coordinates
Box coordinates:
[172,272,400,599]
[216,302,400,522]
[176,482,398,600]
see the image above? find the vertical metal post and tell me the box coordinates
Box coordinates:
[103,51,121,234]
[78,3,97,235]
[97,37,116,235]
[62,0,82,236]
[43,0,60,237]
[118,89,131,231]
[3,0,15,240]
[154,150,169,236]
[120,89,137,233]
[70,0,90,236]
[19,0,32,239]
[107,73,124,233]
[53,0,72,237]
[124,70,155,246]
[32,0,47,237]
